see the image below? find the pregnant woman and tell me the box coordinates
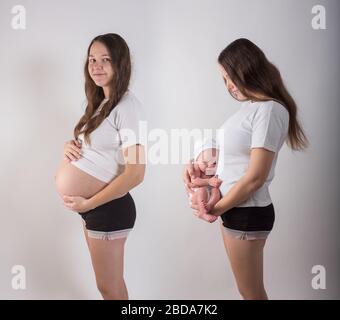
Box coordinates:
[184,38,308,299]
[55,33,145,300]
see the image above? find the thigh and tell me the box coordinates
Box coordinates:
[207,187,220,204]
[83,221,90,249]
[219,223,266,289]
[87,236,127,285]
[196,187,208,201]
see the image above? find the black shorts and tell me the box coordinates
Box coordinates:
[79,192,136,236]
[220,203,275,232]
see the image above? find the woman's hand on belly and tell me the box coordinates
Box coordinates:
[64,139,82,161]
[63,195,93,213]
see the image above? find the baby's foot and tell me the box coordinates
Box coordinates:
[200,212,218,223]
[198,200,218,223]
[198,199,208,215]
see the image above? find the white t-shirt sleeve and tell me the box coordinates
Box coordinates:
[250,102,289,153]
[113,96,146,149]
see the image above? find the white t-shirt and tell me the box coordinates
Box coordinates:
[71,91,145,183]
[215,99,289,207]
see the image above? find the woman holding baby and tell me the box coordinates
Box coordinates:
[184,38,308,300]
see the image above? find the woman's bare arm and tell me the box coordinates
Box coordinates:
[86,144,146,209]
[209,147,275,216]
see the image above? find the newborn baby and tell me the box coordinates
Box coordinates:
[190,143,222,223]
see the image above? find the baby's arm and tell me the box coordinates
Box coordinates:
[192,163,202,179]
[191,176,211,187]
[191,163,210,187]
[208,176,222,188]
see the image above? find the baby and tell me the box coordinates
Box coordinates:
[189,141,222,223]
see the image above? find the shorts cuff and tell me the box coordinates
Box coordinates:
[87,228,132,240]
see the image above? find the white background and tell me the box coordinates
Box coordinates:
[0,0,339,299]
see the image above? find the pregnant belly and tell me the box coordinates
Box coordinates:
[55,159,107,198]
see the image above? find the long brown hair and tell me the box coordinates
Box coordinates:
[218,38,308,151]
[74,33,131,145]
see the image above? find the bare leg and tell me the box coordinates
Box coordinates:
[205,187,221,211]
[84,232,128,300]
[220,223,268,300]
[195,187,217,222]
[82,221,90,250]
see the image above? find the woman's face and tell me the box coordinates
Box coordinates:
[218,64,247,101]
[88,41,114,89]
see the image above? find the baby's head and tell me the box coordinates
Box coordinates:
[196,148,218,176]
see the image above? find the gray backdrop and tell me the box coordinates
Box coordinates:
[0,0,339,299]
